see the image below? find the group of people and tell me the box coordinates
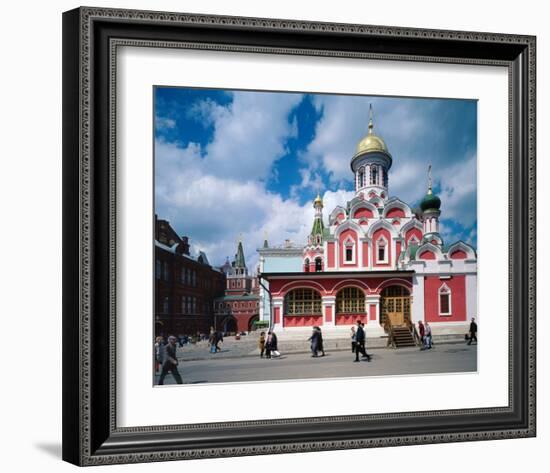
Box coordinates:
[351,321,373,362]
[257,331,280,359]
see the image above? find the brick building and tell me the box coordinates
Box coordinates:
[214,240,260,333]
[154,216,225,336]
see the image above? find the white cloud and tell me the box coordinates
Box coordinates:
[188,91,303,181]
[155,116,176,130]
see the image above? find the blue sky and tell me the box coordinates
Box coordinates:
[155,87,477,269]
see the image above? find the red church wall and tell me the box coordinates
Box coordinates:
[419,250,436,260]
[327,242,336,268]
[336,212,345,222]
[369,304,377,321]
[335,314,369,325]
[386,208,406,218]
[450,249,468,259]
[284,315,323,327]
[325,305,333,323]
[405,228,422,246]
[268,276,412,298]
[353,207,373,219]
[274,306,280,324]
[339,229,359,267]
[362,241,369,267]
[424,276,466,322]
[396,241,402,258]
[372,228,392,267]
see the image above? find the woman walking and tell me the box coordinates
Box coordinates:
[258,331,266,358]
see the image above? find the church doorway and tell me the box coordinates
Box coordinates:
[221,316,237,334]
[380,285,411,327]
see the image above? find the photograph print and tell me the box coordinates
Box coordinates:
[153,87,478,386]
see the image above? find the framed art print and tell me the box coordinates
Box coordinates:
[62,7,536,466]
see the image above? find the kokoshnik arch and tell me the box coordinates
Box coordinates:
[258,106,477,337]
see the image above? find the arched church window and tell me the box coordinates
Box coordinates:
[304,258,310,272]
[376,237,388,263]
[371,166,378,185]
[344,238,355,263]
[439,284,452,315]
[336,287,365,314]
[358,168,365,188]
[285,288,322,315]
[315,257,323,272]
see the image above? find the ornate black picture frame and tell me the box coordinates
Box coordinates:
[62,6,536,466]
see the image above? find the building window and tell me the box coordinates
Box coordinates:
[284,288,322,315]
[155,260,161,279]
[439,284,452,315]
[163,261,170,281]
[376,237,388,263]
[315,257,323,272]
[181,295,185,314]
[304,258,310,272]
[344,237,355,264]
[371,166,378,185]
[336,287,365,314]
[358,168,365,188]
[162,296,169,313]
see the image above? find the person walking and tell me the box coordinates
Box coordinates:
[308,327,320,357]
[354,320,371,362]
[258,331,266,358]
[350,326,357,353]
[418,321,425,349]
[154,336,164,374]
[208,329,216,354]
[317,327,326,357]
[467,317,478,345]
[265,331,273,359]
[270,331,280,357]
[423,322,433,350]
[215,330,223,352]
[360,322,372,360]
[158,335,183,385]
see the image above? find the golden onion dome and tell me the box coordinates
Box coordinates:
[313,192,323,208]
[355,115,388,155]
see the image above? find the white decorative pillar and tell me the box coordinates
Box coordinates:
[365,294,385,336]
[411,273,424,324]
[322,296,336,327]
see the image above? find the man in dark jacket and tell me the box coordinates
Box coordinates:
[467,318,478,345]
[354,321,371,362]
[158,335,183,385]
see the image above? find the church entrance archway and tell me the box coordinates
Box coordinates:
[221,316,237,334]
[380,285,411,327]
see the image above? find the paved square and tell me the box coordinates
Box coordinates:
[154,344,477,385]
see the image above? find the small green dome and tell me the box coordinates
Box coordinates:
[420,190,441,212]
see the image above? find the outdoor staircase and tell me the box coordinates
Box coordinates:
[389,325,417,348]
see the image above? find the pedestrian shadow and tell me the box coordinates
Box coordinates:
[185,380,209,384]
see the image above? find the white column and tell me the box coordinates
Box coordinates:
[465,273,477,322]
[411,273,424,324]
[322,296,336,327]
[365,294,385,336]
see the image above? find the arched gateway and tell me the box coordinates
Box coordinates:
[380,285,411,327]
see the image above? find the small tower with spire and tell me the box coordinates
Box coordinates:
[420,165,443,245]
[351,104,393,202]
[304,192,325,272]
[233,235,248,276]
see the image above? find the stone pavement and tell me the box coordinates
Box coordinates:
[155,343,477,385]
[173,333,465,362]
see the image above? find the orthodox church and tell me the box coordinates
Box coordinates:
[258,107,477,337]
